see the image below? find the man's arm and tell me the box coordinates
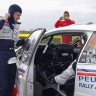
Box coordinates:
[55,20,61,28]
[70,20,75,24]
[55,17,63,28]
[0,19,5,29]
[16,39,25,47]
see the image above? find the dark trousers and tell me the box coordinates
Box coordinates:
[0,50,17,96]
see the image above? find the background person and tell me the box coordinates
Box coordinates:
[54,11,75,43]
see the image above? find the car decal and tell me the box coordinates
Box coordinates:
[77,69,96,72]
[18,64,28,77]
[77,69,96,76]
[18,68,25,74]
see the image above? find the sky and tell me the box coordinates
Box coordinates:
[0,0,96,31]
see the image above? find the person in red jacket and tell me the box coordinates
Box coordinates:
[55,11,75,43]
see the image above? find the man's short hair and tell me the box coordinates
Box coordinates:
[64,11,69,16]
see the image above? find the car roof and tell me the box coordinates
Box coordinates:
[45,24,96,35]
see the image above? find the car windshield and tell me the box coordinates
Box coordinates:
[79,32,96,63]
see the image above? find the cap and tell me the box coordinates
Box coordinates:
[8,4,22,16]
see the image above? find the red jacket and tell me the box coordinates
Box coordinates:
[55,19,75,28]
[54,19,75,43]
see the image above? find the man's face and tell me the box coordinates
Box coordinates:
[63,13,69,20]
[13,12,21,22]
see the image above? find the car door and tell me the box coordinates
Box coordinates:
[17,28,46,96]
[74,31,96,96]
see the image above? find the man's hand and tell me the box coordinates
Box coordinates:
[3,13,10,21]
[58,16,64,21]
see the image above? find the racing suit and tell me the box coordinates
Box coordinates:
[0,16,25,96]
[54,19,75,43]
[54,60,76,85]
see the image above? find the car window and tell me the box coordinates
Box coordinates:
[50,35,61,45]
[40,36,51,45]
[79,32,96,63]
[40,35,61,45]
[40,33,87,46]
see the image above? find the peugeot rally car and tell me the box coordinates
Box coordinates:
[16,24,96,96]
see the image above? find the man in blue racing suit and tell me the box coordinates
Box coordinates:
[0,4,25,96]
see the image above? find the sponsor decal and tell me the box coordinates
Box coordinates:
[77,69,96,76]
[77,69,96,89]
[18,64,28,77]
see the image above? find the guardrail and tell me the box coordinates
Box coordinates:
[19,34,30,38]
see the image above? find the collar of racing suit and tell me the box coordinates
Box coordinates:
[8,17,21,30]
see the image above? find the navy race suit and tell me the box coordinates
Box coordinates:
[0,16,24,96]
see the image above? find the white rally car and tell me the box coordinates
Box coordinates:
[16,24,96,96]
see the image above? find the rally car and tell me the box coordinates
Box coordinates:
[16,24,96,96]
